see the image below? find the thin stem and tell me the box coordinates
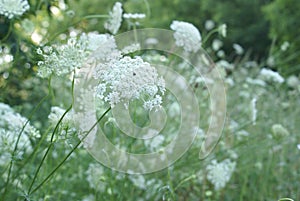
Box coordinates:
[1,77,51,201]
[27,74,75,194]
[202,29,218,45]
[83,14,109,19]
[174,174,196,191]
[29,107,111,195]
[143,0,151,17]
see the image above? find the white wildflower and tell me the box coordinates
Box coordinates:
[259,68,284,84]
[205,20,215,30]
[144,135,165,151]
[233,43,244,55]
[286,75,299,88]
[123,13,146,19]
[0,0,30,19]
[86,163,106,192]
[218,24,227,37]
[121,43,141,54]
[216,60,234,70]
[297,144,300,150]
[129,174,146,189]
[217,50,225,58]
[104,2,123,34]
[93,56,165,110]
[246,78,266,87]
[251,98,257,125]
[267,56,275,67]
[37,32,119,78]
[168,102,180,118]
[170,20,202,52]
[236,130,249,141]
[37,37,87,78]
[212,39,223,51]
[206,159,236,190]
[280,41,290,52]
[48,106,74,130]
[0,102,39,166]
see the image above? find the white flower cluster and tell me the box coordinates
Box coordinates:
[170,20,202,53]
[37,32,118,78]
[259,68,284,84]
[0,0,30,19]
[104,2,123,34]
[94,56,165,110]
[86,163,106,192]
[206,159,236,190]
[123,13,146,19]
[0,103,39,166]
[48,106,75,129]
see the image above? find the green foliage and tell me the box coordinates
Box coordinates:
[263,0,300,75]
[199,0,272,60]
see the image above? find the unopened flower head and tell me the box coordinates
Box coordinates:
[104,2,123,34]
[0,0,30,19]
[233,43,244,55]
[205,20,215,31]
[206,159,236,190]
[218,24,227,38]
[94,56,165,110]
[280,41,290,52]
[259,68,284,84]
[170,20,202,52]
[271,124,289,139]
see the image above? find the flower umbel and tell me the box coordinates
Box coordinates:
[94,56,165,110]
[0,0,30,19]
[0,102,39,166]
[170,20,202,53]
[104,2,123,34]
[259,68,284,84]
[37,32,119,78]
[206,159,236,190]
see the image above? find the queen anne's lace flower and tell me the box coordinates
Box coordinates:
[86,163,106,192]
[37,32,119,78]
[170,20,202,52]
[206,159,236,190]
[94,56,165,110]
[104,2,123,34]
[259,68,284,84]
[0,103,39,166]
[0,0,30,19]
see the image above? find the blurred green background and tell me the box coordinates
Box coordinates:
[0,0,300,121]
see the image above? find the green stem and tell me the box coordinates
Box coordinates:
[202,29,218,46]
[174,174,196,191]
[27,74,75,194]
[83,14,109,19]
[29,107,111,195]
[1,77,51,201]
